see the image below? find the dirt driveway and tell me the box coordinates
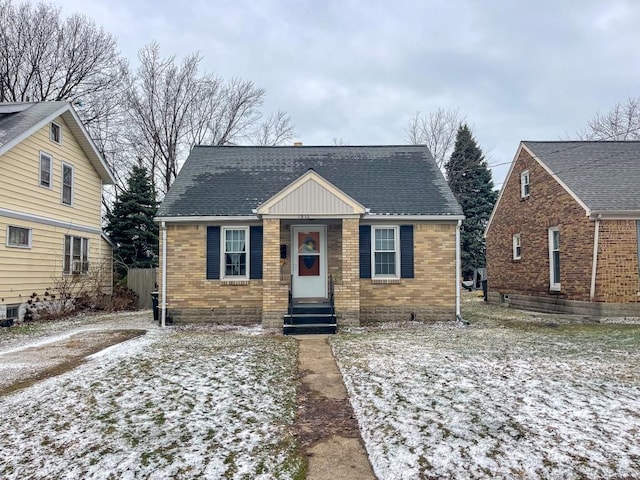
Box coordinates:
[0,311,154,396]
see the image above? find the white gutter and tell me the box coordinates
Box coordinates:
[588,210,640,220]
[155,215,260,223]
[155,214,467,223]
[456,219,462,319]
[161,221,167,328]
[590,216,601,302]
[364,214,466,221]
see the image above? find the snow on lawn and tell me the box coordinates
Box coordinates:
[0,326,302,479]
[331,315,640,479]
[0,310,155,352]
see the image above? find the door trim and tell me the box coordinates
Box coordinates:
[291,225,327,299]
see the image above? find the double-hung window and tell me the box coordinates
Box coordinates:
[512,233,521,260]
[62,163,74,205]
[50,122,61,144]
[64,235,89,274]
[548,227,560,290]
[520,170,530,198]
[7,226,31,248]
[40,152,52,188]
[372,226,399,278]
[222,227,248,278]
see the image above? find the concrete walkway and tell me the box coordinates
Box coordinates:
[294,335,376,480]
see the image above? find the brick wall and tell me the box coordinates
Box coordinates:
[161,219,459,326]
[337,218,360,325]
[360,222,457,322]
[161,224,262,323]
[262,218,288,327]
[486,148,594,301]
[596,220,640,303]
[487,147,640,308]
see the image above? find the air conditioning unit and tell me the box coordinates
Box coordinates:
[72,260,89,273]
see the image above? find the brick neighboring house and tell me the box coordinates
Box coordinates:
[485,141,640,316]
[155,145,464,330]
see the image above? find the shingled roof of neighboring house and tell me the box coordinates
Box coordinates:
[157,145,463,217]
[0,101,115,184]
[523,141,640,213]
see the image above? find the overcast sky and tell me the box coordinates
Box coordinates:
[55,0,640,186]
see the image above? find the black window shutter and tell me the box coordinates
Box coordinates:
[400,225,414,279]
[249,226,263,279]
[206,226,220,279]
[359,225,371,279]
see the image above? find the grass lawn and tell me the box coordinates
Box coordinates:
[0,322,303,479]
[331,298,640,479]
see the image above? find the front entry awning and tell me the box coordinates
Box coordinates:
[256,169,366,218]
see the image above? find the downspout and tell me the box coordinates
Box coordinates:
[589,216,600,302]
[456,219,467,323]
[161,221,167,328]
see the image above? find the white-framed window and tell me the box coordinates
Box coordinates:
[520,170,530,198]
[512,233,521,260]
[39,152,52,188]
[7,226,31,248]
[64,235,89,274]
[372,226,400,278]
[50,122,61,144]
[221,227,249,278]
[62,163,74,205]
[548,227,560,291]
[6,304,19,320]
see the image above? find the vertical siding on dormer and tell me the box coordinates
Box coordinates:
[269,179,355,215]
[0,116,103,229]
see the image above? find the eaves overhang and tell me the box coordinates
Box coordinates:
[588,210,640,220]
[155,215,260,223]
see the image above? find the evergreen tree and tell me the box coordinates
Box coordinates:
[105,164,159,276]
[445,124,497,278]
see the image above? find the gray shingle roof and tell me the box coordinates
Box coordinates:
[523,141,640,212]
[0,101,68,149]
[157,145,463,217]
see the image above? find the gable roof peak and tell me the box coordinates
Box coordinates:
[0,100,115,184]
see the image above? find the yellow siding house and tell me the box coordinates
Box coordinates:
[0,102,116,322]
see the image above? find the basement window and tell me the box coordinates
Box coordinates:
[6,304,19,320]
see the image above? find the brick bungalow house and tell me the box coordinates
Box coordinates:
[485,141,640,316]
[155,145,464,331]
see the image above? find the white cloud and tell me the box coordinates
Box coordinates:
[52,0,640,186]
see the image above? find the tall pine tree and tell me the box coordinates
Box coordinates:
[105,164,159,276]
[445,124,497,278]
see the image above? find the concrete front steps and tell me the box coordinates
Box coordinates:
[283,303,337,335]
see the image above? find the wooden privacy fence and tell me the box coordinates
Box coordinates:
[127,268,157,309]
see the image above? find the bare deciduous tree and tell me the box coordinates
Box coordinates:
[126,43,212,193]
[251,110,295,146]
[406,107,464,170]
[0,0,128,213]
[0,0,125,109]
[187,77,265,147]
[127,42,286,194]
[331,137,350,146]
[577,97,640,140]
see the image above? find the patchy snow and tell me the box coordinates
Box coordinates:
[0,319,302,479]
[332,316,640,479]
[0,310,156,353]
